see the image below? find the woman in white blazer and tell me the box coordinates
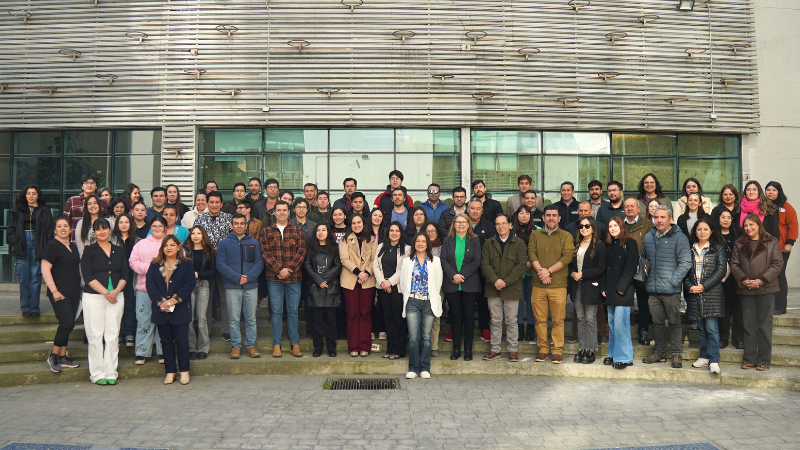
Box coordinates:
[398,230,443,379]
[373,222,411,359]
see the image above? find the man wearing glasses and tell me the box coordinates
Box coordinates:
[438,187,469,236]
[596,181,626,226]
[236,198,261,239]
[290,198,317,240]
[64,172,108,241]
[254,178,280,222]
[205,181,218,194]
[420,183,449,224]
[224,182,248,214]
[373,170,413,216]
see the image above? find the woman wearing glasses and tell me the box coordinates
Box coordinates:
[129,217,168,365]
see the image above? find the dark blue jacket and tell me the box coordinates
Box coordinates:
[641,224,692,295]
[420,199,449,225]
[216,232,264,290]
[146,261,196,325]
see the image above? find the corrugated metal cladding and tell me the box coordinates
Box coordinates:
[0,0,758,191]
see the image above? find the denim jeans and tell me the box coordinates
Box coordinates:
[135,290,162,357]
[17,231,42,314]
[696,317,720,363]
[189,279,211,353]
[607,306,633,364]
[517,276,534,326]
[225,288,258,349]
[267,281,301,346]
[406,297,435,374]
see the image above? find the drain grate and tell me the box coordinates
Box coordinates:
[324,378,400,390]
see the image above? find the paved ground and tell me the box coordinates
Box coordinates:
[0,375,798,450]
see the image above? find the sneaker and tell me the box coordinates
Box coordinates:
[480,329,491,342]
[135,356,146,365]
[222,333,231,342]
[709,362,721,374]
[405,371,417,379]
[47,354,62,373]
[125,338,134,347]
[671,354,683,368]
[95,378,107,385]
[378,332,387,340]
[420,371,431,379]
[444,332,453,343]
[535,353,548,362]
[58,355,80,369]
[258,298,269,309]
[692,358,710,368]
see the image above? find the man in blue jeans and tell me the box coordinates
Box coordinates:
[216,214,264,359]
[260,201,307,358]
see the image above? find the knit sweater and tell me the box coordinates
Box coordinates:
[527,227,575,289]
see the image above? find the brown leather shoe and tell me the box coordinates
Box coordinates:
[272,344,282,358]
[552,354,563,364]
[248,347,261,358]
[230,348,240,359]
[291,344,303,357]
[508,352,519,362]
[535,353,548,362]
[483,351,502,361]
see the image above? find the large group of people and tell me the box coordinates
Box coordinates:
[8,168,796,383]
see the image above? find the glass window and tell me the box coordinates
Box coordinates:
[679,158,741,193]
[115,130,162,154]
[114,155,161,193]
[395,153,460,192]
[0,158,10,191]
[0,132,10,155]
[14,157,61,190]
[201,129,261,153]
[544,156,610,192]
[0,194,9,227]
[65,131,112,154]
[612,157,677,193]
[678,135,739,157]
[472,155,539,192]
[65,157,110,190]
[612,134,677,156]
[471,130,539,154]
[396,129,459,153]
[330,129,393,153]
[14,131,62,155]
[264,129,327,153]
[263,154,309,191]
[543,132,609,154]
[329,154,394,191]
[0,234,11,282]
[199,155,261,191]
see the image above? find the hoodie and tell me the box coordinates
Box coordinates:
[129,235,164,291]
[181,205,208,229]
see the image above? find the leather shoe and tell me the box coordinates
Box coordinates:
[719,340,729,350]
[312,350,322,357]
[508,352,518,362]
[639,331,650,346]
[574,349,585,364]
[292,344,304,357]
[464,350,473,361]
[247,347,261,358]
[189,352,197,360]
[582,350,596,364]
[483,351,502,361]
[328,350,337,357]
[613,361,632,370]
[272,345,282,358]
[450,350,461,360]
[197,352,208,360]
[734,341,744,350]
[535,353,548,362]
[230,348,240,359]
[603,357,613,365]
[552,354,562,364]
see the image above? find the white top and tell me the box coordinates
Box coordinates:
[576,245,587,271]
[398,255,443,318]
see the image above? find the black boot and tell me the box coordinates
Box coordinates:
[573,349,585,364]
[525,325,536,342]
[639,330,650,346]
[450,349,461,360]
[583,350,596,364]
[518,324,525,342]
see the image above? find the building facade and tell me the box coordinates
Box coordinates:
[0,0,789,282]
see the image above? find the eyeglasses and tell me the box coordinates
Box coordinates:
[295,206,308,210]
[496,222,509,227]
[390,177,401,181]
[428,190,439,194]
[151,225,165,229]
[83,181,97,185]
[206,186,217,190]
[426,229,437,235]
[578,224,592,230]
[234,189,246,193]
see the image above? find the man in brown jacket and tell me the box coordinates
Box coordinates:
[527,205,575,363]
[624,198,655,345]
[480,214,529,362]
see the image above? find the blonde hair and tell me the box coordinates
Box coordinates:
[448,212,477,240]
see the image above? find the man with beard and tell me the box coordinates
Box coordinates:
[596,181,626,226]
[588,180,609,219]
[471,180,502,222]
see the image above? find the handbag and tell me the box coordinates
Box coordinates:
[633,254,650,283]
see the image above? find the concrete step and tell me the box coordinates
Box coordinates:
[1,351,798,391]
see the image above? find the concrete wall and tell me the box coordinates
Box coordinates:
[749,0,800,286]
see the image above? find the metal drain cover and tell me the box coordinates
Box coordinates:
[324,378,400,390]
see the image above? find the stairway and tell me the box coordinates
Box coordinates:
[1,308,799,390]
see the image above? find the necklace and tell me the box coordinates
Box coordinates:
[164,261,177,271]
[582,238,591,242]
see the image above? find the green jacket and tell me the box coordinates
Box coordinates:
[527,227,575,289]
[481,235,529,299]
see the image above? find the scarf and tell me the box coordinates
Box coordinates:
[739,198,764,227]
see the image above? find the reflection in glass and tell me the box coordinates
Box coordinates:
[678,135,739,157]
[264,129,327,153]
[201,129,261,153]
[14,131,62,155]
[0,132,10,155]
[264,154,307,191]
[471,130,539,154]
[472,155,539,192]
[544,156,610,192]
[114,155,160,193]
[14,157,61,190]
[329,154,394,191]
[65,131,111,154]
[612,134,677,156]
[65,157,110,190]
[0,252,11,283]
[199,155,261,191]
[330,129,393,153]
[612,157,677,193]
[0,158,10,191]
[116,130,162,154]
[396,129,459,153]
[679,158,741,193]
[0,194,9,227]
[544,132,609,154]
[395,154,460,192]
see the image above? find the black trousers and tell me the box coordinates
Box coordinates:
[775,251,790,314]
[158,322,190,374]
[633,279,651,334]
[309,306,337,352]
[721,276,744,345]
[372,293,386,335]
[447,291,480,352]
[49,293,81,347]
[378,287,406,356]
[741,294,774,367]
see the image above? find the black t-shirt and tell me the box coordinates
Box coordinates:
[381,245,399,279]
[41,239,82,298]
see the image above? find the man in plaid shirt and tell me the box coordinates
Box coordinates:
[260,200,307,358]
[63,173,108,242]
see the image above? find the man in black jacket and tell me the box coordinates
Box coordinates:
[438,187,468,236]
[596,181,626,226]
[374,170,413,214]
[588,179,609,219]
[555,181,579,229]
[471,180,503,223]
[467,198,496,343]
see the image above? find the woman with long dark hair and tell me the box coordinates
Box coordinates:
[184,226,215,360]
[112,214,139,347]
[740,181,780,239]
[425,221,444,356]
[129,216,168,365]
[405,206,428,244]
[8,184,54,317]
[121,183,142,213]
[41,217,81,372]
[349,192,368,221]
[373,222,409,360]
[603,216,638,370]
[304,223,342,357]
[677,192,708,236]
[677,178,714,217]
[165,184,190,218]
[711,184,742,235]
[731,214,783,371]
[368,208,387,341]
[107,198,127,221]
[569,217,606,364]
[327,206,349,244]
[685,217,728,374]
[718,209,742,349]
[131,202,150,240]
[75,195,112,257]
[513,205,537,342]
[339,213,377,357]
[765,181,797,315]
[636,173,673,219]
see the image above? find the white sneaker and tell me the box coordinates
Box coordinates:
[420,371,431,379]
[692,358,709,368]
[405,371,417,379]
[709,363,721,374]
